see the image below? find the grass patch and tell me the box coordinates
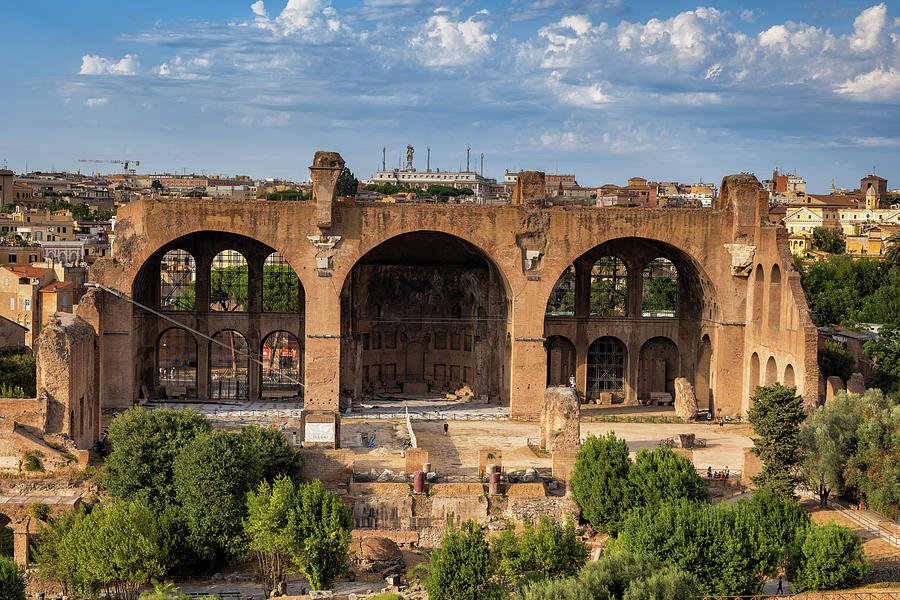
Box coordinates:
[591,415,686,424]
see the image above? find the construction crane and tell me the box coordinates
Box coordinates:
[78,158,140,174]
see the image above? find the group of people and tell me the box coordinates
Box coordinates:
[707,465,730,479]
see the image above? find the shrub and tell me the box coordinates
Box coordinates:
[790,524,869,592]
[425,520,493,600]
[0,355,35,398]
[515,551,695,600]
[23,451,42,472]
[492,516,587,581]
[0,556,25,600]
[27,502,49,522]
[570,433,632,533]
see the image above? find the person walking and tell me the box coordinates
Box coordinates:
[776,576,784,595]
[707,465,712,479]
[443,422,449,436]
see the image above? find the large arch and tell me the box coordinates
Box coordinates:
[131,231,305,401]
[543,237,720,405]
[261,330,302,397]
[339,231,511,405]
[638,336,679,403]
[157,327,198,397]
[587,336,627,402]
[765,356,778,386]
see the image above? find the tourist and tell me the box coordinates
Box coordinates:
[776,576,784,595]
[707,465,712,478]
[443,422,449,436]
[724,466,730,479]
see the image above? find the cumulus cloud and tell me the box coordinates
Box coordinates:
[410,10,497,67]
[616,7,728,68]
[154,55,212,79]
[251,0,343,36]
[84,97,109,107]
[79,54,140,75]
[849,3,888,52]
[835,67,900,99]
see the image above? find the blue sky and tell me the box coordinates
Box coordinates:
[2,1,900,191]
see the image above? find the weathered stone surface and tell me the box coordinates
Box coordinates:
[540,386,580,453]
[674,377,698,421]
[511,171,546,207]
[847,372,866,396]
[724,243,757,277]
[825,376,845,403]
[350,536,405,576]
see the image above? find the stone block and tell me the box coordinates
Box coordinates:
[540,386,580,453]
[511,171,546,207]
[405,448,429,474]
[674,378,698,421]
[847,372,866,396]
[825,376,845,403]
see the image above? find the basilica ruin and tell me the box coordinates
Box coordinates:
[56,151,813,437]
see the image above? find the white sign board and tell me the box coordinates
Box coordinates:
[305,422,336,443]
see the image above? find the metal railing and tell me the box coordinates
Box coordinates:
[405,406,417,448]
[698,593,900,600]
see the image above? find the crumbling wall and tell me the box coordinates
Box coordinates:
[35,314,99,449]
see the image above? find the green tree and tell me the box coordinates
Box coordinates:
[619,499,775,596]
[287,479,353,590]
[747,383,805,498]
[336,168,358,198]
[790,524,869,592]
[546,266,575,315]
[0,557,25,600]
[267,190,305,201]
[844,400,900,515]
[492,516,587,581]
[244,476,298,596]
[865,324,900,380]
[240,426,304,483]
[811,226,846,254]
[885,231,900,264]
[173,430,262,563]
[642,277,677,313]
[0,355,36,397]
[425,520,493,600]
[103,408,211,510]
[570,433,632,533]
[151,180,164,191]
[627,446,708,510]
[516,551,695,600]
[745,490,811,569]
[817,341,856,382]
[799,392,865,506]
[70,202,93,221]
[32,508,83,595]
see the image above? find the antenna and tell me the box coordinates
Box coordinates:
[382,146,386,172]
[480,153,484,177]
[466,145,470,172]
[427,147,430,173]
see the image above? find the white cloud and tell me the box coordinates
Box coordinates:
[538,129,589,151]
[616,8,727,68]
[154,56,212,79]
[835,67,900,99]
[251,0,344,37]
[740,10,757,23]
[79,54,140,75]
[85,97,109,107]
[411,10,497,67]
[850,3,888,52]
[250,0,267,17]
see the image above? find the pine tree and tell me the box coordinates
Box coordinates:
[747,383,805,498]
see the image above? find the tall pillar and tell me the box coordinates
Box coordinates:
[195,253,212,312]
[627,263,643,318]
[303,280,342,412]
[509,288,548,419]
[624,339,639,405]
[197,333,209,399]
[574,259,590,400]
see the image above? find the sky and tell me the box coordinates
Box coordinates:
[2,1,900,191]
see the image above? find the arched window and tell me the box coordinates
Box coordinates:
[160,249,196,311]
[784,364,795,388]
[158,328,197,393]
[210,250,248,312]
[750,352,760,391]
[587,336,627,399]
[210,330,249,399]
[261,331,302,393]
[590,257,627,316]
[546,265,575,316]
[263,252,301,312]
[769,265,782,327]
[642,257,677,317]
[765,356,778,386]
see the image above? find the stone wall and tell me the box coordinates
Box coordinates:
[35,313,99,449]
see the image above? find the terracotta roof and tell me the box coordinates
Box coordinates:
[3,265,52,278]
[39,281,72,293]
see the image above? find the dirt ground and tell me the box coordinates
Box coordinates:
[340,416,753,476]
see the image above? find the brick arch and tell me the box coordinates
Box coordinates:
[332,228,515,300]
